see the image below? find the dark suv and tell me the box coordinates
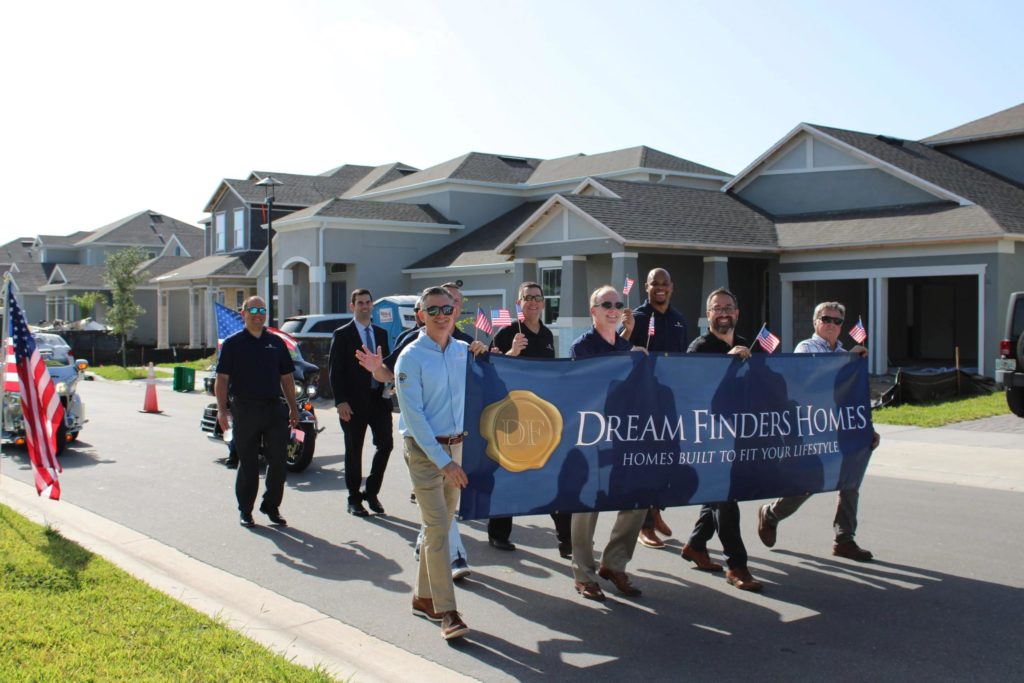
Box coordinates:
[997,291,1024,417]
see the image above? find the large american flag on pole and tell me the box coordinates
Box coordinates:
[7,286,65,499]
[215,301,298,359]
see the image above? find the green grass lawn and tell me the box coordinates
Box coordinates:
[0,504,336,682]
[88,355,215,381]
[873,391,1010,427]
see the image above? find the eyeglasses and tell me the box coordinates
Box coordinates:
[424,304,455,317]
[709,306,737,314]
[246,306,267,315]
[596,301,626,310]
[521,295,544,303]
[818,315,844,326]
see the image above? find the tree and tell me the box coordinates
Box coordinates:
[103,247,149,367]
[70,291,106,319]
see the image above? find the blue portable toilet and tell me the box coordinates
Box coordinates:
[372,295,419,350]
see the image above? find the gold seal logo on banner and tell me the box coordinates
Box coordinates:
[479,390,563,472]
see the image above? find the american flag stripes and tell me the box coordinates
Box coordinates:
[4,338,19,392]
[475,306,493,335]
[623,276,635,296]
[6,286,65,499]
[491,308,513,327]
[516,304,524,322]
[755,324,781,354]
[647,315,656,337]
[849,317,867,344]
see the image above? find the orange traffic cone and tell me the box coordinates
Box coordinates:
[140,362,162,414]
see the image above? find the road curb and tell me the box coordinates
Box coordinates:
[0,474,476,683]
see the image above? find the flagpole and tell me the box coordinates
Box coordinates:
[474,305,480,343]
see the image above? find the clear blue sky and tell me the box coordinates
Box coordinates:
[3,0,1021,242]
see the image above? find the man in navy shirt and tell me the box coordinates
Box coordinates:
[216,296,299,528]
[623,268,688,549]
[569,285,648,601]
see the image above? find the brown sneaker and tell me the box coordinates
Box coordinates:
[597,565,642,596]
[757,504,777,548]
[574,580,606,601]
[638,527,665,549]
[652,508,673,537]
[440,611,469,640]
[726,566,764,592]
[833,541,873,562]
[681,543,724,572]
[412,595,442,622]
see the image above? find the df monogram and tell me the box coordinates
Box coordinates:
[479,390,562,472]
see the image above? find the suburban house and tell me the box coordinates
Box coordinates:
[3,211,204,344]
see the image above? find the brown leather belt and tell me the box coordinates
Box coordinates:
[436,433,467,445]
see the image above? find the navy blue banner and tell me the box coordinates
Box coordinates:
[460,352,873,520]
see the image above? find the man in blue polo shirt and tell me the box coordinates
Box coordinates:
[216,296,299,528]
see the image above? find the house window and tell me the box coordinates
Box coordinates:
[540,267,561,324]
[215,212,226,252]
[233,208,245,249]
[235,290,244,308]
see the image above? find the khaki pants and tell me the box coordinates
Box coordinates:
[571,508,647,583]
[404,436,461,613]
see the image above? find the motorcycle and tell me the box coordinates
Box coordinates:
[2,347,89,456]
[200,357,323,472]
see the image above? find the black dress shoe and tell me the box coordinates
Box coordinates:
[239,512,255,528]
[225,459,238,470]
[259,505,287,526]
[364,495,385,514]
[488,537,516,551]
[558,540,573,559]
[348,501,369,517]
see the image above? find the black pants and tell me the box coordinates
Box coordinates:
[232,397,289,514]
[341,405,393,504]
[488,512,573,545]
[686,502,748,569]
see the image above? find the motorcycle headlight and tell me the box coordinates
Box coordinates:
[294,380,305,397]
[307,383,318,399]
[55,381,69,395]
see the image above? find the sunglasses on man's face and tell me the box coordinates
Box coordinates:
[246,306,267,315]
[424,304,455,317]
[521,294,544,303]
[818,315,844,326]
[596,301,626,310]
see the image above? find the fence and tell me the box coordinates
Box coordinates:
[57,330,214,366]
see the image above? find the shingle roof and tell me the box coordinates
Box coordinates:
[318,163,376,181]
[527,146,728,185]
[73,210,203,247]
[41,264,108,290]
[407,202,544,270]
[367,152,542,194]
[921,102,1024,145]
[0,236,37,264]
[560,179,777,249]
[150,255,252,283]
[808,124,1024,234]
[36,231,92,246]
[209,169,374,212]
[138,255,197,279]
[4,263,51,291]
[278,198,457,225]
[341,162,420,198]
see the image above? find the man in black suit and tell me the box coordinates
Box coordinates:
[329,289,393,517]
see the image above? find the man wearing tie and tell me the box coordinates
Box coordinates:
[329,289,393,517]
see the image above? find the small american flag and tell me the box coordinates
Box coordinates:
[849,317,867,344]
[756,324,781,353]
[475,306,493,335]
[623,276,635,296]
[7,286,65,499]
[516,304,524,322]
[491,309,512,327]
[647,315,656,337]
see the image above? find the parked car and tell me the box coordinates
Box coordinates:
[997,291,1024,417]
[278,314,353,340]
[3,332,89,455]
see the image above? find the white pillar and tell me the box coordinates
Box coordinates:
[781,279,794,352]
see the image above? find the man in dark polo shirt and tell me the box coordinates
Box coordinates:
[488,281,572,558]
[623,267,689,549]
[216,296,299,528]
[680,287,763,592]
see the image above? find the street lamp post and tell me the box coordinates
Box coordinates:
[255,176,283,327]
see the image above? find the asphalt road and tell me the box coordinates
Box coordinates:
[3,379,1023,681]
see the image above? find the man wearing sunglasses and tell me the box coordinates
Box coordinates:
[623,268,689,549]
[569,285,648,601]
[488,281,571,558]
[394,286,486,640]
[216,296,299,528]
[329,289,392,517]
[757,300,880,562]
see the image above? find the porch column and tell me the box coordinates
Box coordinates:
[207,287,221,348]
[277,267,294,320]
[870,278,889,375]
[188,287,202,348]
[611,252,639,303]
[157,289,169,349]
[557,255,588,357]
[309,266,326,315]
[513,258,537,303]
[700,257,730,336]
[781,279,794,352]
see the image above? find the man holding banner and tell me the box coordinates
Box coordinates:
[569,285,648,601]
[757,301,880,562]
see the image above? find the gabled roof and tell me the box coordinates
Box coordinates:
[499,179,776,253]
[276,197,458,226]
[41,264,108,290]
[527,146,729,185]
[3,263,51,292]
[318,163,376,180]
[35,231,92,247]
[407,201,544,270]
[922,102,1024,145]
[151,255,252,284]
[341,162,419,198]
[366,152,543,194]
[0,236,37,264]
[138,255,198,280]
[72,210,202,247]
[204,168,375,212]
